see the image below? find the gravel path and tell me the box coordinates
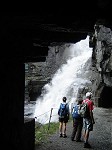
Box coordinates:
[35,107,112,150]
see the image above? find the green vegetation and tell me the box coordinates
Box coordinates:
[35,122,59,145]
[35,115,73,145]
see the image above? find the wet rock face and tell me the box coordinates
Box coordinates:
[94,24,112,82]
[77,22,112,108]
[90,23,112,107]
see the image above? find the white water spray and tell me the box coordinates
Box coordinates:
[33,36,92,124]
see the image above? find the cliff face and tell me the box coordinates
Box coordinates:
[25,43,73,101]
[90,22,112,107]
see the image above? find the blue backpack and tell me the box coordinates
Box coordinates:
[72,105,81,119]
[58,103,68,118]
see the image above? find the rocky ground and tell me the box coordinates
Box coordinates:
[35,107,112,150]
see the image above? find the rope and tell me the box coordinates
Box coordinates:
[35,110,51,118]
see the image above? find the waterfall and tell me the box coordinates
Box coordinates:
[33,36,92,124]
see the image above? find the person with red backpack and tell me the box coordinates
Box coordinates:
[82,92,95,148]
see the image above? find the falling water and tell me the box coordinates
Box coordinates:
[33,36,92,124]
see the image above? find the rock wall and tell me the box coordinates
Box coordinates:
[89,21,112,107]
[76,21,112,108]
[25,43,73,101]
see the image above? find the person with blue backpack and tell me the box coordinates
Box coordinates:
[71,99,83,142]
[58,97,69,138]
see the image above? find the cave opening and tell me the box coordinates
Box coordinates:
[99,86,112,108]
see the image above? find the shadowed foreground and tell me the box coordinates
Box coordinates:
[35,107,112,150]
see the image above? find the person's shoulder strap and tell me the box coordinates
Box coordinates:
[83,99,89,103]
[65,103,68,109]
[74,104,79,110]
[66,103,69,112]
[59,103,63,109]
[66,103,68,106]
[60,103,66,108]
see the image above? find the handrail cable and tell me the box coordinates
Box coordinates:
[35,110,51,118]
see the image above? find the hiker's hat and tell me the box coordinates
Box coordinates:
[86,92,92,97]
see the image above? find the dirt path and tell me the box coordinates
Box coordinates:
[35,107,112,150]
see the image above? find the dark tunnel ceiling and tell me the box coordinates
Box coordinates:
[1,0,112,61]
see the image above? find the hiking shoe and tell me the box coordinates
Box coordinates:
[59,133,63,137]
[63,134,67,138]
[84,143,91,148]
[76,139,82,142]
[71,138,75,141]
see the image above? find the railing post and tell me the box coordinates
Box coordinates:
[48,108,53,130]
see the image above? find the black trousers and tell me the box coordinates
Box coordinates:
[71,118,83,141]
